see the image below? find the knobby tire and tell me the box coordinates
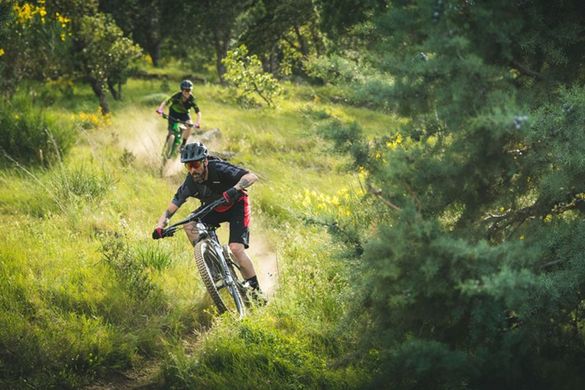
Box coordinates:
[194,239,246,318]
[162,134,176,160]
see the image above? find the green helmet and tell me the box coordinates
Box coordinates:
[180,141,208,163]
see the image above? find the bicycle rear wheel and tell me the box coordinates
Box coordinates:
[194,239,246,318]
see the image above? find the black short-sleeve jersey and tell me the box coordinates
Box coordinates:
[172,157,248,207]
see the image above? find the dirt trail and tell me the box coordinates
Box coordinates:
[119,114,182,177]
[248,227,279,297]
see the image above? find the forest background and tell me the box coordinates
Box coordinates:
[2,0,585,389]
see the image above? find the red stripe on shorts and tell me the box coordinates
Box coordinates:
[243,195,250,227]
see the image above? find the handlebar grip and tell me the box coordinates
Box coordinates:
[162,227,176,237]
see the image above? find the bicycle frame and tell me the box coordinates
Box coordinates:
[162,112,195,128]
[160,113,187,160]
[160,113,200,161]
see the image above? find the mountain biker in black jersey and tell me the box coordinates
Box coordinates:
[156,80,201,151]
[152,142,264,296]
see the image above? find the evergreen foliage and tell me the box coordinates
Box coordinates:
[320,0,585,388]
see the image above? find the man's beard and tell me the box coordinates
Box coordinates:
[191,166,206,182]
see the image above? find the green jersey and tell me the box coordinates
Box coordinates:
[164,92,200,114]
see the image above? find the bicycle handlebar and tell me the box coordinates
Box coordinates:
[161,112,198,128]
[161,197,228,238]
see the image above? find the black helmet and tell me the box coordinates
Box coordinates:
[180,141,208,163]
[180,80,193,90]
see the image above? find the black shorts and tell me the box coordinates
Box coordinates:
[167,110,191,131]
[199,196,251,248]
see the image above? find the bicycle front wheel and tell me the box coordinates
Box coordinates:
[161,134,176,159]
[194,239,246,318]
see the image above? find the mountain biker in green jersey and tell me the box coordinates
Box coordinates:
[156,80,201,151]
[152,142,264,297]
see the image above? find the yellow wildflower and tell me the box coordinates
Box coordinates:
[331,196,340,206]
[0,48,4,57]
[386,133,403,150]
[13,3,33,23]
[56,12,71,26]
[13,2,49,24]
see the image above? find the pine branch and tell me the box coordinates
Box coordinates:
[510,60,544,80]
[485,195,585,237]
[366,183,401,211]
[485,203,538,238]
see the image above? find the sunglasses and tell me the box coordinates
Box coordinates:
[185,160,204,170]
[182,89,192,92]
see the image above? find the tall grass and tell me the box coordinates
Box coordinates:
[0,95,75,166]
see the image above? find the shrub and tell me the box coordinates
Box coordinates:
[303,55,396,111]
[119,149,136,169]
[50,164,115,203]
[0,97,75,166]
[350,77,395,111]
[99,232,161,302]
[139,92,169,106]
[303,54,363,85]
[223,45,282,108]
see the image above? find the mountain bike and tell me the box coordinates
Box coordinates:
[160,113,195,160]
[159,197,247,318]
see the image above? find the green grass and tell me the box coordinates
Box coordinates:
[0,69,402,388]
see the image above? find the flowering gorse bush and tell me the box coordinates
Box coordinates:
[73,108,112,130]
[1,0,72,95]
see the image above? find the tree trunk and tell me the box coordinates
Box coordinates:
[213,28,229,85]
[310,24,324,56]
[146,9,161,67]
[148,41,161,67]
[294,25,308,57]
[107,80,121,100]
[215,45,228,84]
[90,78,110,115]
